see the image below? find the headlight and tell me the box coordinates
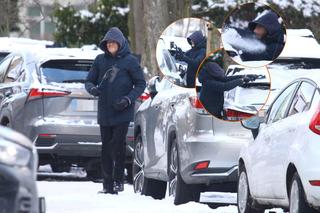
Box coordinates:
[0,138,31,166]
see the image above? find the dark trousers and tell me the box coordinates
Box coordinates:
[100,122,129,188]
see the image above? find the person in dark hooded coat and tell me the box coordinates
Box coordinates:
[85,27,146,194]
[198,62,255,118]
[240,11,285,61]
[175,30,206,88]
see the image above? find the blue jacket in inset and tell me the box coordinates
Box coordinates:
[85,27,146,126]
[241,11,285,61]
[198,62,244,118]
[181,31,206,88]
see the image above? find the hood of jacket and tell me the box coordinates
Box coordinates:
[99,27,130,57]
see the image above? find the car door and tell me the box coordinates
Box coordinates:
[0,56,13,101]
[144,78,173,174]
[268,80,317,199]
[250,81,299,199]
[2,55,28,130]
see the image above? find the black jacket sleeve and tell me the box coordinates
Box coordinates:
[182,48,206,68]
[126,57,146,103]
[205,78,244,92]
[85,56,99,95]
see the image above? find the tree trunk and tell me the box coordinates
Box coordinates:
[129,0,191,79]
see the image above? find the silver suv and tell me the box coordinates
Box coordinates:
[0,48,135,179]
[133,76,252,206]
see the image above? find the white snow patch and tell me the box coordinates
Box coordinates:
[37,181,225,213]
[222,28,266,54]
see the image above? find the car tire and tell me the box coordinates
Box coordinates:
[132,133,166,199]
[289,172,317,213]
[237,166,264,213]
[168,138,201,205]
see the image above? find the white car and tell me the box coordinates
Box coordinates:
[238,73,320,213]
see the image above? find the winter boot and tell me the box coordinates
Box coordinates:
[113,181,124,192]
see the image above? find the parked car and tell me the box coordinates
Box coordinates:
[133,72,253,205]
[0,126,45,213]
[0,48,143,179]
[238,73,320,213]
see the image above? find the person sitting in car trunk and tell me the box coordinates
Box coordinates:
[85,27,146,194]
[198,62,257,119]
[175,30,206,88]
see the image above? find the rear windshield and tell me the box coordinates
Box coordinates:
[40,59,93,83]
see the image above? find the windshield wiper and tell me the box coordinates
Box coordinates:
[240,82,270,89]
[62,79,86,83]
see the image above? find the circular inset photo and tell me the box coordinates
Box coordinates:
[196,49,271,121]
[156,18,220,88]
[221,2,286,67]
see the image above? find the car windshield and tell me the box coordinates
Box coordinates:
[40,59,92,84]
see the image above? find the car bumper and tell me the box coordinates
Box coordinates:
[300,169,320,209]
[179,134,248,186]
[33,120,134,158]
[0,163,43,213]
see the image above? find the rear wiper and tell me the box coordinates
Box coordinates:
[62,79,85,83]
[240,82,270,89]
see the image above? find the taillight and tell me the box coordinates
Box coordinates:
[309,104,320,135]
[27,88,71,101]
[225,109,254,121]
[138,92,150,102]
[310,180,320,186]
[194,161,209,170]
[189,96,208,114]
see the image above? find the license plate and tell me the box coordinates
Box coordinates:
[74,99,97,111]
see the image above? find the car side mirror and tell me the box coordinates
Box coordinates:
[241,116,263,139]
[147,76,160,99]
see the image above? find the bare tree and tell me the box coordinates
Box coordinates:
[129,0,191,79]
[0,0,19,36]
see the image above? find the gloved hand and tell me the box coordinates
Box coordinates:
[242,76,251,84]
[113,96,131,111]
[174,47,184,60]
[245,74,260,81]
[90,86,101,96]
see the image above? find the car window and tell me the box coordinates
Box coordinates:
[267,82,299,124]
[40,59,92,83]
[288,81,316,116]
[4,56,24,83]
[0,56,13,83]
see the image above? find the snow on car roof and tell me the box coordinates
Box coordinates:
[0,37,54,53]
[279,29,320,59]
[37,48,102,63]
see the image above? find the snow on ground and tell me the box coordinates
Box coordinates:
[37,166,285,213]
[37,181,237,213]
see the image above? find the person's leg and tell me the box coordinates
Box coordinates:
[100,125,116,194]
[110,122,129,191]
